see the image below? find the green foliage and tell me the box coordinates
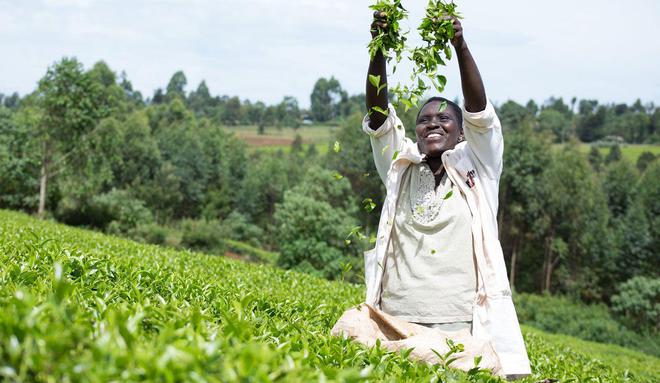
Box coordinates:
[636,150,656,171]
[515,293,660,357]
[274,166,360,281]
[179,219,228,255]
[368,0,408,62]
[611,276,660,334]
[0,210,657,382]
[62,189,153,233]
[310,77,349,122]
[605,144,623,163]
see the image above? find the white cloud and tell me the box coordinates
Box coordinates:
[1,0,658,107]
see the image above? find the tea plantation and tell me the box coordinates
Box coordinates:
[0,210,658,382]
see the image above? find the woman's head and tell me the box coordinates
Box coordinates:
[415,97,463,158]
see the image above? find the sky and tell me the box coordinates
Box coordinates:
[1,0,659,109]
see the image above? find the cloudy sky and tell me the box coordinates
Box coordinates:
[1,0,659,108]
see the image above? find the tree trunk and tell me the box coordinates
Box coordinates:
[38,141,51,219]
[542,228,556,293]
[509,238,519,291]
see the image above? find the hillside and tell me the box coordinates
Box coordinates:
[1,210,658,382]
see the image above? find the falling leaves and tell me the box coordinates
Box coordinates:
[363,198,377,212]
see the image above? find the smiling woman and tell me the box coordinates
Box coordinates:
[332,6,532,380]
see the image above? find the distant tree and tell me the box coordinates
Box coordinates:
[152,88,165,104]
[277,96,301,128]
[498,124,551,291]
[588,146,603,172]
[326,112,384,235]
[221,96,242,125]
[636,151,656,172]
[274,166,359,280]
[538,146,610,295]
[166,70,187,101]
[35,57,111,217]
[188,81,213,117]
[538,108,570,142]
[605,145,622,163]
[310,77,347,122]
[637,161,660,264]
[602,161,638,219]
[498,100,530,131]
[291,134,304,153]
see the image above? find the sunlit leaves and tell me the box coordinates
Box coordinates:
[333,141,341,153]
[368,0,408,62]
[368,75,388,96]
[362,198,376,212]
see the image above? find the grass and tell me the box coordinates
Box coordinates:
[575,143,660,163]
[1,209,658,382]
[223,125,336,147]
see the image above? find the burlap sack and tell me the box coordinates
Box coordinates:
[331,303,503,376]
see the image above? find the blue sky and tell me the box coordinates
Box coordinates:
[1,0,659,108]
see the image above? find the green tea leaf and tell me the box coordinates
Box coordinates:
[368,74,381,89]
[381,144,390,156]
[371,106,389,117]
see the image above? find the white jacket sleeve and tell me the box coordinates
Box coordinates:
[462,100,504,180]
[362,104,407,185]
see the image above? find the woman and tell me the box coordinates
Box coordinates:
[362,12,531,378]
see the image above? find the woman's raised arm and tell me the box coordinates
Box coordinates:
[366,11,390,130]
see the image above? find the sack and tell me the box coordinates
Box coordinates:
[331,303,503,376]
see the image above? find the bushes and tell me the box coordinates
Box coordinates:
[515,293,660,356]
[611,276,660,334]
[179,219,228,255]
[57,189,152,233]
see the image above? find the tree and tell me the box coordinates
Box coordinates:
[538,108,570,143]
[538,145,610,296]
[35,57,109,218]
[605,145,622,163]
[310,77,347,122]
[277,96,301,128]
[588,146,603,172]
[498,125,550,291]
[326,112,384,236]
[166,70,187,101]
[274,166,359,280]
[188,80,213,117]
[636,151,656,172]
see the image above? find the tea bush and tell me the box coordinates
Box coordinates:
[0,210,657,382]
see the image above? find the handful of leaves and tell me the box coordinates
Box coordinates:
[368,0,408,65]
[369,0,462,112]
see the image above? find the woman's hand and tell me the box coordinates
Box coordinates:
[366,11,390,129]
[370,11,389,39]
[450,17,466,50]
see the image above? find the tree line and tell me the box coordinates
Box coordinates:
[0,57,657,335]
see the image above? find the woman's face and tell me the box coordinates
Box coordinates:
[415,100,462,158]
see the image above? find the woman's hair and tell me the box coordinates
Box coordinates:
[416,97,463,127]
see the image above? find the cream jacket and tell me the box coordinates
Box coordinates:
[361,100,531,377]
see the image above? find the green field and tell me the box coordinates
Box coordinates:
[575,143,660,163]
[223,125,336,154]
[1,209,658,382]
